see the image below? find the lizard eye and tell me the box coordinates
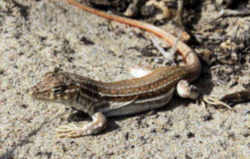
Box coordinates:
[52,85,67,94]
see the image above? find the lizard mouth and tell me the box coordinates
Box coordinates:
[27,86,37,97]
[28,86,71,102]
[27,86,53,100]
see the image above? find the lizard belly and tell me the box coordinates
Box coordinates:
[99,87,175,117]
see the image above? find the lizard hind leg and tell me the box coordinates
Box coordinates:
[177,80,199,100]
[56,112,107,138]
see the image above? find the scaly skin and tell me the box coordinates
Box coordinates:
[28,0,201,138]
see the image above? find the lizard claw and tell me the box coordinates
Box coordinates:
[56,124,86,138]
[56,112,107,138]
[202,96,233,110]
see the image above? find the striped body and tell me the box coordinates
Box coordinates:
[29,66,189,117]
[27,0,201,137]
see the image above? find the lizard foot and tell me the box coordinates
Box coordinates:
[202,96,232,110]
[56,112,107,138]
[56,123,84,138]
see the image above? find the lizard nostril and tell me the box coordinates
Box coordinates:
[27,88,33,95]
[27,86,37,96]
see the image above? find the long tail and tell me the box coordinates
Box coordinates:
[66,0,201,81]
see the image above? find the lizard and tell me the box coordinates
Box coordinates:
[28,0,201,138]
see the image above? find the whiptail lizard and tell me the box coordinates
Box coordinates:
[28,0,201,138]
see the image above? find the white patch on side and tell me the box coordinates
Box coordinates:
[128,67,153,78]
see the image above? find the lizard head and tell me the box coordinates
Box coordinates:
[28,71,78,102]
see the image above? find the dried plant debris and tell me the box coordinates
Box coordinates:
[221,90,250,105]
[87,0,200,25]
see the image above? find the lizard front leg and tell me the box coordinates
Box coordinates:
[56,112,107,138]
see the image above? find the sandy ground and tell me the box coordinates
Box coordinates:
[0,0,249,158]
